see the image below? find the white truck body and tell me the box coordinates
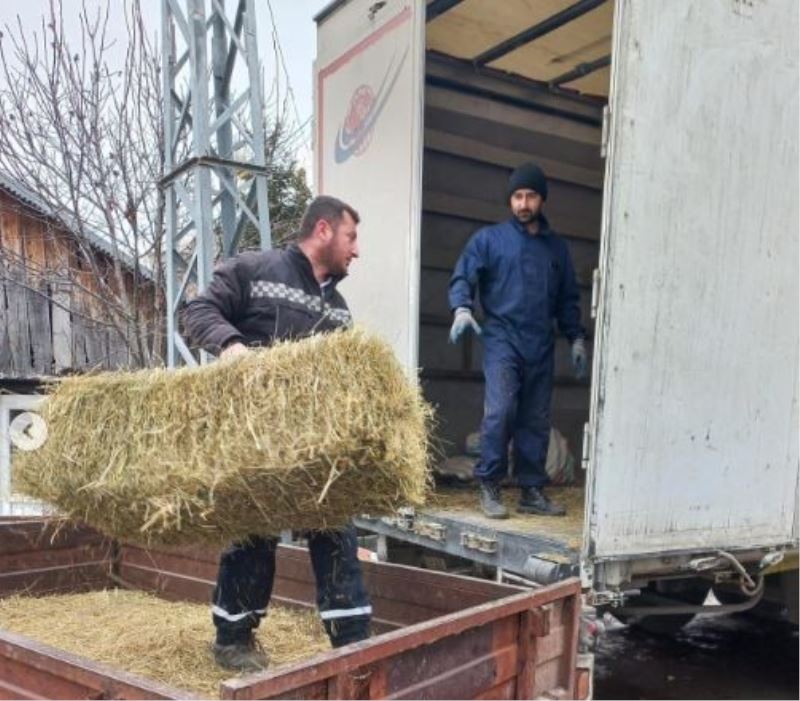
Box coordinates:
[314,0,799,590]
[314,0,424,371]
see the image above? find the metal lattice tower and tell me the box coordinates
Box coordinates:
[161,0,271,367]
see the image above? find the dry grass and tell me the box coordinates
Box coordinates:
[429,485,585,549]
[0,590,330,697]
[14,329,433,546]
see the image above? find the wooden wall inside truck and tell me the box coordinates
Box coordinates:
[419,55,605,464]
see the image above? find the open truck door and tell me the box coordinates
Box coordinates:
[583,0,799,592]
[314,0,425,373]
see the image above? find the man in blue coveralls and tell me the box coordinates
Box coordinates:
[448,162,588,519]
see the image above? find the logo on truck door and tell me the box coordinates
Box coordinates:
[334,47,409,164]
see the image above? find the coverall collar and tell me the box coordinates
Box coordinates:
[509,213,552,237]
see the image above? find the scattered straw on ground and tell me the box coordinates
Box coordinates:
[14,328,432,545]
[0,590,330,697]
[428,486,585,549]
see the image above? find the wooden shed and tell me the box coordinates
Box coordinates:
[0,173,159,516]
[0,174,157,378]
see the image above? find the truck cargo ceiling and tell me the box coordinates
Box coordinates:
[470,0,607,65]
[426,0,613,99]
[425,0,467,23]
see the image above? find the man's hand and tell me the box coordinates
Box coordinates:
[220,341,249,361]
[571,338,588,379]
[448,307,482,344]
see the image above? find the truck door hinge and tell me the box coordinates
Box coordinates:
[590,268,601,319]
[413,519,446,542]
[601,105,610,158]
[382,506,415,531]
[582,423,592,470]
[589,588,637,607]
[461,531,498,554]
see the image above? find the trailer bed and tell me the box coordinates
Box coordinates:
[0,518,587,699]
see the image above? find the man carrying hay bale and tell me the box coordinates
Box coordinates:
[185,196,372,672]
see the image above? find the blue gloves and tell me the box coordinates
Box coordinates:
[571,338,588,379]
[449,307,482,343]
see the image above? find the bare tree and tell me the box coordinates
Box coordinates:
[0,0,313,370]
[0,0,165,367]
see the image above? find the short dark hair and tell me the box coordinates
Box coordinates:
[298,195,360,240]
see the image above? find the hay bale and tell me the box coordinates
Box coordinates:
[14,329,432,545]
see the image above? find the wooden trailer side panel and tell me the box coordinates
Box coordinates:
[0,520,112,598]
[117,543,520,633]
[220,580,582,700]
[0,630,195,700]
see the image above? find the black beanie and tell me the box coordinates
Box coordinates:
[507,162,548,201]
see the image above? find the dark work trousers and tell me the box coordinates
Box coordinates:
[212,524,372,647]
[474,344,554,488]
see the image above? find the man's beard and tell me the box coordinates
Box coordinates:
[320,245,347,277]
[514,208,537,224]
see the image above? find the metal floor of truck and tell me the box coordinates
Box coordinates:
[356,485,585,580]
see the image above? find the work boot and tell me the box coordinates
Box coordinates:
[518,487,566,516]
[211,635,270,672]
[479,481,509,519]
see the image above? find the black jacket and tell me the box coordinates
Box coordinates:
[184,244,352,354]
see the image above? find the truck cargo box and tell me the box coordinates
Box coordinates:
[314,0,799,595]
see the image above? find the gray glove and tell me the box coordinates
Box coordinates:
[571,338,588,379]
[448,307,482,344]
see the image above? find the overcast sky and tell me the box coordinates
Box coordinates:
[0,0,330,173]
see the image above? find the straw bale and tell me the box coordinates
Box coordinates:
[13,329,432,545]
[0,590,329,697]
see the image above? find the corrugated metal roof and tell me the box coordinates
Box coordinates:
[0,172,156,282]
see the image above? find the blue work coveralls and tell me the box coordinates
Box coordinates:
[448,215,585,487]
